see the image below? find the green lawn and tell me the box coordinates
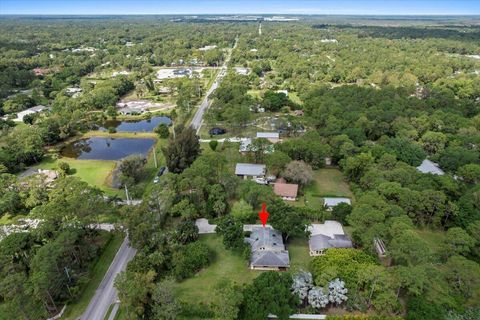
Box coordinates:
[174,234,259,306]
[300,168,354,211]
[31,156,121,197]
[62,232,124,320]
[287,236,313,272]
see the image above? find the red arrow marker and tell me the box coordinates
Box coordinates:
[258,203,269,227]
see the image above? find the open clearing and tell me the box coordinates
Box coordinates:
[31,156,120,196]
[298,168,355,210]
[174,234,259,305]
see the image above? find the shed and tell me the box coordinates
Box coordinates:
[323,197,351,211]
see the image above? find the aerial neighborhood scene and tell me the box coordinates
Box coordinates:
[1,1,480,319]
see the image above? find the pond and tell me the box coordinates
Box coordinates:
[99,116,172,132]
[61,137,156,160]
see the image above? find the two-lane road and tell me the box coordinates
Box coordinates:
[81,235,136,320]
[190,37,238,132]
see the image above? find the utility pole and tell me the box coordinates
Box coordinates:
[172,120,176,141]
[124,184,130,205]
[153,149,158,168]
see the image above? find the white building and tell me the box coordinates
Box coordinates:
[416,159,445,175]
[256,132,280,143]
[307,221,353,256]
[14,105,50,122]
[323,197,351,211]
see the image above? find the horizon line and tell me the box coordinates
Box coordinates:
[1,13,480,16]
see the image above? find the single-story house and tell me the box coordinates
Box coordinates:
[307,221,353,256]
[416,159,445,175]
[245,227,290,270]
[273,181,299,201]
[256,132,280,143]
[235,163,266,180]
[14,105,50,122]
[323,197,351,211]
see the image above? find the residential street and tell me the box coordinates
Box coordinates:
[190,38,238,133]
[81,235,136,320]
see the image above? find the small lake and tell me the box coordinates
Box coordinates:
[61,137,156,160]
[99,116,172,132]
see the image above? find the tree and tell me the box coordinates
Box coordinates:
[331,203,352,225]
[240,272,296,320]
[212,279,244,320]
[292,272,313,303]
[406,296,445,320]
[209,140,219,151]
[310,248,376,288]
[385,138,426,166]
[269,200,308,241]
[308,287,329,309]
[172,241,211,280]
[342,153,374,183]
[155,123,170,139]
[389,229,431,266]
[174,220,199,244]
[265,151,291,176]
[444,255,480,300]
[282,160,313,186]
[458,164,480,184]
[216,216,245,250]
[115,270,156,318]
[328,278,348,305]
[420,131,447,155]
[231,199,254,222]
[444,227,475,257]
[262,90,289,112]
[118,154,146,184]
[57,161,70,176]
[162,125,200,174]
[152,279,180,320]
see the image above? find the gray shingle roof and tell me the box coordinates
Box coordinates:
[309,234,352,251]
[235,163,266,176]
[246,227,290,268]
[251,250,290,268]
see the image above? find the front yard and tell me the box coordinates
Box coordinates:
[174,234,259,305]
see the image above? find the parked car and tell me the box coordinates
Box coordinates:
[158,166,168,176]
[255,177,268,185]
[209,127,226,135]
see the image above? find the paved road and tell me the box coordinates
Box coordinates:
[81,235,136,320]
[190,37,238,133]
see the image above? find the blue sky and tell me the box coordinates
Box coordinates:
[1,0,479,15]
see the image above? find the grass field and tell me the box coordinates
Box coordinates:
[31,156,121,197]
[62,232,124,320]
[287,236,313,272]
[174,234,259,305]
[299,168,354,211]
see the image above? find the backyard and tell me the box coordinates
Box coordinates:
[298,168,355,211]
[173,234,259,306]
